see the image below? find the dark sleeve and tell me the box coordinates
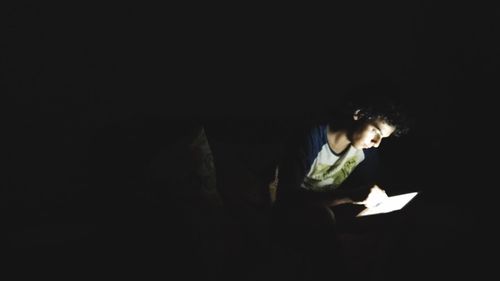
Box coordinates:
[275,127,310,202]
[275,124,339,205]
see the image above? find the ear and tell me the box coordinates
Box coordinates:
[353,109,363,120]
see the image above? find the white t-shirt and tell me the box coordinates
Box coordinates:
[301,143,365,192]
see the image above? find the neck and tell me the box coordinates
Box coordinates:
[327,126,351,155]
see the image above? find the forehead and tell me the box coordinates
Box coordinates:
[367,118,396,138]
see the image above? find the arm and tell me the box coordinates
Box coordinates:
[298,184,388,208]
[350,185,388,208]
[278,137,385,206]
[276,126,365,207]
[276,126,387,207]
[332,147,387,207]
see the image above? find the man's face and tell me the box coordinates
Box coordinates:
[350,118,396,150]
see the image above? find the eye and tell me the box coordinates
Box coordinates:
[371,128,383,139]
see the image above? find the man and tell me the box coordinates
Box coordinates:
[271,82,410,280]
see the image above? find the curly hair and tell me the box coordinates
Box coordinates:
[327,80,411,137]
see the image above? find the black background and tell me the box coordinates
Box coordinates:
[3,2,496,279]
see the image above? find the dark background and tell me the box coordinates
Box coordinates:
[3,2,496,279]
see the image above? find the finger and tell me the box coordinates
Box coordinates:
[352,201,366,205]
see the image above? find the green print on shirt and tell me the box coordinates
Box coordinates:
[305,156,359,191]
[332,157,358,187]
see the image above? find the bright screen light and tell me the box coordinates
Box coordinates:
[356,192,418,217]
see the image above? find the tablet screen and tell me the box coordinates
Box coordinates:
[356,192,418,217]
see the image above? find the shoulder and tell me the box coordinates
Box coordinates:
[284,122,327,146]
[296,123,328,152]
[306,123,327,141]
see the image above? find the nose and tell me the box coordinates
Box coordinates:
[372,137,382,148]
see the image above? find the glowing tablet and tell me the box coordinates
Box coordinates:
[356,192,418,217]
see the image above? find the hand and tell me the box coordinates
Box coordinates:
[353,185,388,208]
